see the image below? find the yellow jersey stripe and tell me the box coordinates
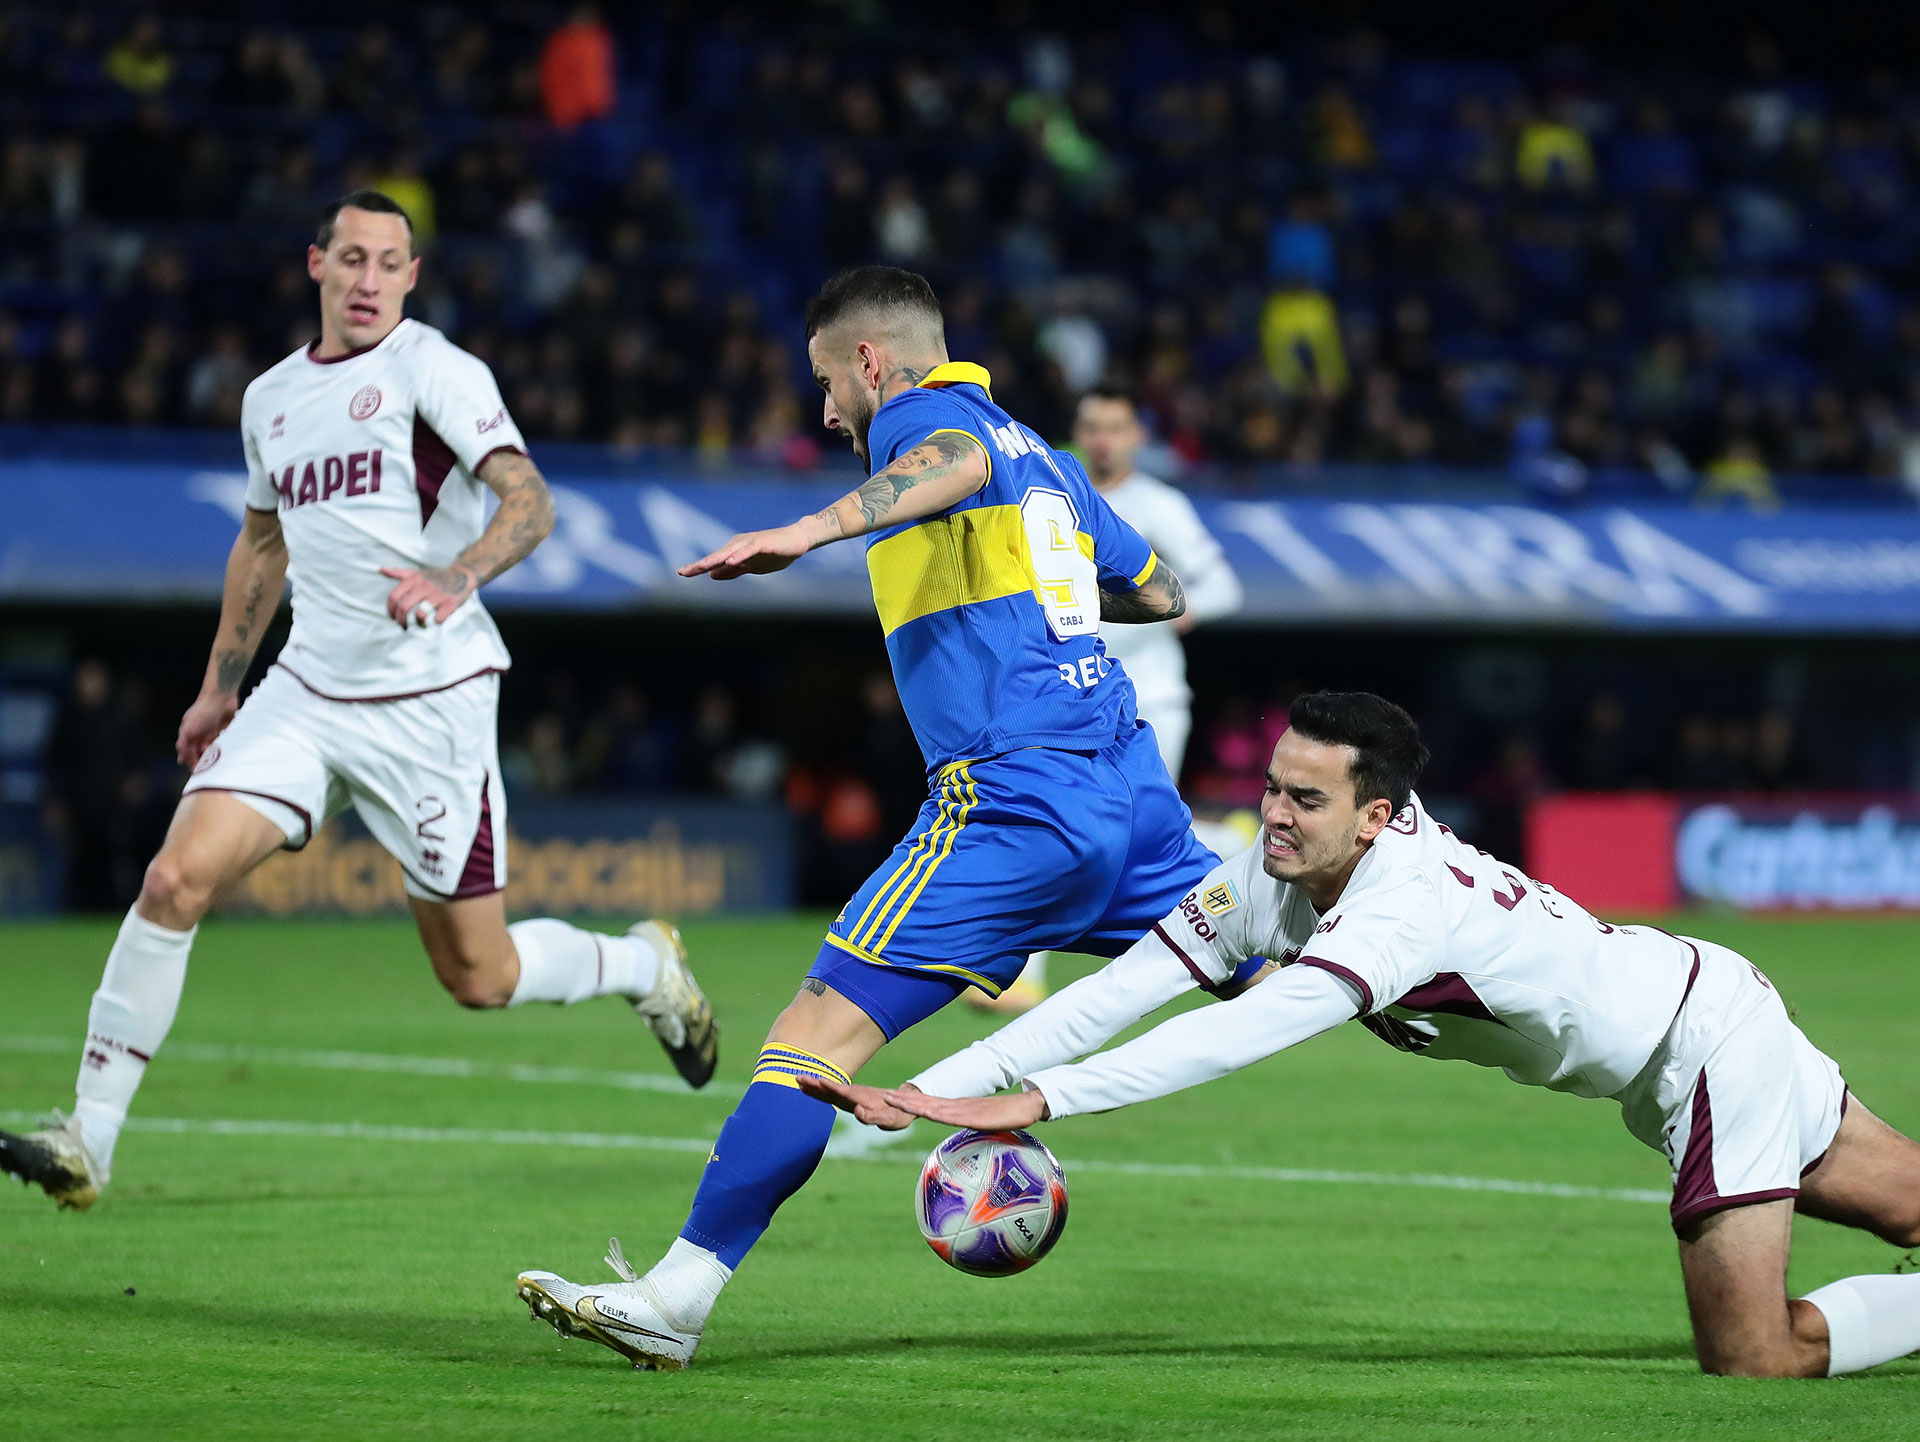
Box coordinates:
[846,770,951,947]
[916,361,993,396]
[873,762,978,954]
[819,933,1005,1000]
[856,769,969,950]
[866,504,1038,637]
[1131,551,1160,588]
[852,771,962,950]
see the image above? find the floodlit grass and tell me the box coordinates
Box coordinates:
[2,912,1916,1440]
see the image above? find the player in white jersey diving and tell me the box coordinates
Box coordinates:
[812,691,1920,1379]
[1,191,718,1213]
[984,387,1243,1013]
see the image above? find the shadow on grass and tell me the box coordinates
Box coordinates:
[0,1286,580,1375]
[0,1282,1697,1377]
[714,1330,1698,1370]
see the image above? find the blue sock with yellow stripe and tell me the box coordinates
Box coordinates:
[680,1044,847,1269]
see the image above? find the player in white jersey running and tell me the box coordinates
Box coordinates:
[813,691,1920,1379]
[1,191,718,1213]
[983,387,1244,1014]
[1072,387,1242,778]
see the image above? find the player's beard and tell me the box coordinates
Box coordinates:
[842,391,877,467]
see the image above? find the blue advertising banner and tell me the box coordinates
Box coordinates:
[7,455,1920,630]
[1676,797,1920,911]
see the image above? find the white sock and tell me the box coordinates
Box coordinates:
[644,1237,732,1332]
[506,919,661,1005]
[1803,1272,1920,1375]
[1021,952,1049,988]
[73,907,195,1176]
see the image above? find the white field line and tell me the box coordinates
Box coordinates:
[0,1034,744,1099]
[0,1109,1667,1205]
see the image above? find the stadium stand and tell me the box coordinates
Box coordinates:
[5,7,1920,503]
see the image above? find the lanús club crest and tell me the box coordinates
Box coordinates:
[349,385,382,421]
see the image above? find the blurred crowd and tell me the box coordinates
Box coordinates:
[29,634,1896,911]
[5,7,1920,499]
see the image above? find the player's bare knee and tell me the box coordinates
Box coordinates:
[430,942,515,1009]
[440,964,511,1009]
[137,853,212,929]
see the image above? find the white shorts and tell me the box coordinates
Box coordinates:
[1617,938,1846,1233]
[183,664,507,902]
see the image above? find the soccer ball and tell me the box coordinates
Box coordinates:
[916,1128,1069,1277]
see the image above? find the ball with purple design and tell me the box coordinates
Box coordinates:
[915,1128,1069,1277]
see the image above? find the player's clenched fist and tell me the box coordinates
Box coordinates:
[380,564,479,627]
[176,691,239,768]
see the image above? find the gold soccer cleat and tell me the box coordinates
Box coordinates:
[0,1110,105,1212]
[628,920,719,1089]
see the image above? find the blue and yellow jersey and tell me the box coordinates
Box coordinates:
[862,362,1159,773]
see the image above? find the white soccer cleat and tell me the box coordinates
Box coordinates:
[517,1239,701,1371]
[628,920,719,1089]
[0,1110,106,1212]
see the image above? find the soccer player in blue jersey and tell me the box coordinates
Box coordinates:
[514,266,1226,1369]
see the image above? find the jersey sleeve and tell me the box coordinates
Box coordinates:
[1076,468,1157,592]
[1292,872,1445,1015]
[241,428,279,511]
[239,384,279,511]
[864,386,991,475]
[413,338,527,475]
[1026,961,1359,1119]
[1146,846,1271,994]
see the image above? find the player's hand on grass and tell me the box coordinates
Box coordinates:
[678,521,819,581]
[176,692,239,767]
[884,1086,1050,1130]
[795,1075,920,1130]
[380,564,479,627]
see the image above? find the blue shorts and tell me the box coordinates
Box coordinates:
[808,721,1216,1040]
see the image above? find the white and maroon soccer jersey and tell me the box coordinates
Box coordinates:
[239,319,525,700]
[1137,794,1703,1099]
[1092,472,1241,769]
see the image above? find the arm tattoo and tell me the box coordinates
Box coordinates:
[232,570,266,645]
[214,648,250,692]
[207,512,287,694]
[1099,563,1187,624]
[852,433,978,527]
[451,451,557,588]
[800,977,828,997]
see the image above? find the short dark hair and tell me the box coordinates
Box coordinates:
[1077,385,1137,413]
[1285,690,1429,816]
[316,190,414,254]
[804,265,943,341]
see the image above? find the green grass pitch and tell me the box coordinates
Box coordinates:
[2,912,1917,1440]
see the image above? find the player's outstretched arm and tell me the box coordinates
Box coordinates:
[179,507,288,766]
[889,963,1360,1127]
[380,450,556,627]
[1098,560,1187,624]
[677,433,989,581]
